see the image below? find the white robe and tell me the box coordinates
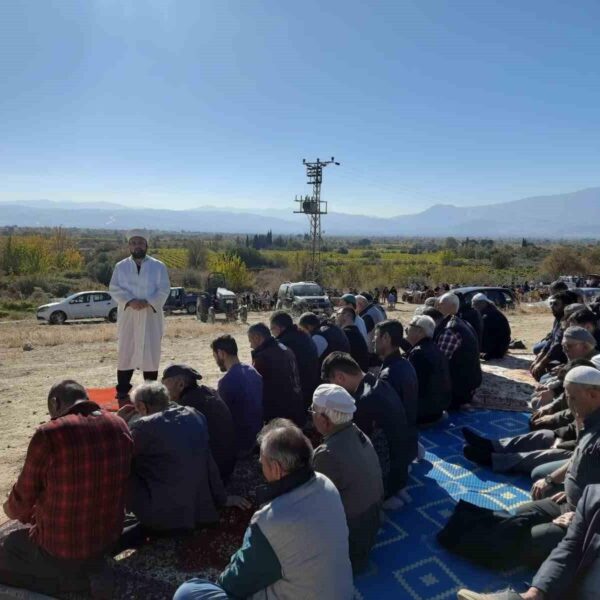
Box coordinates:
[109,255,171,372]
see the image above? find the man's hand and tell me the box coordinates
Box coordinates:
[551,437,563,449]
[553,511,575,529]
[532,478,552,500]
[225,495,252,510]
[521,587,546,600]
[531,363,546,381]
[534,389,554,407]
[551,491,567,504]
[531,415,554,428]
[117,404,137,423]
[128,299,149,311]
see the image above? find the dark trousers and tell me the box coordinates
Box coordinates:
[116,370,158,396]
[0,528,103,595]
[514,498,568,567]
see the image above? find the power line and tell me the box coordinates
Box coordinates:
[294,156,340,281]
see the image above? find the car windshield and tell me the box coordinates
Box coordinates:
[292,284,323,296]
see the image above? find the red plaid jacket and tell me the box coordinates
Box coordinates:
[5,401,133,559]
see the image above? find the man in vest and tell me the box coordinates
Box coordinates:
[298,311,350,367]
[173,421,353,600]
[434,292,482,409]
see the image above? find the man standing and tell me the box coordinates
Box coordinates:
[340,293,369,343]
[109,230,170,404]
[1,381,133,597]
[298,311,350,367]
[211,334,263,457]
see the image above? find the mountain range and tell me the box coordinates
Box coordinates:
[1,187,599,238]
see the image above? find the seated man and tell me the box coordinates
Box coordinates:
[374,319,419,464]
[248,322,305,427]
[457,483,600,600]
[120,382,230,540]
[311,384,384,573]
[270,310,320,409]
[173,421,353,600]
[321,352,410,509]
[161,363,236,482]
[298,311,351,366]
[463,355,597,476]
[492,365,600,567]
[433,292,482,409]
[1,380,133,597]
[211,334,263,457]
[336,306,370,371]
[405,314,452,424]
[471,293,511,360]
[532,280,569,355]
[530,291,580,381]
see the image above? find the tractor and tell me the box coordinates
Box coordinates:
[196,273,240,323]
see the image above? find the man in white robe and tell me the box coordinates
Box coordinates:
[109,230,170,403]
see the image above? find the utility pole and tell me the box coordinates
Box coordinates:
[294,156,340,281]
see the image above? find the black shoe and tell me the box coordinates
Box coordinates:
[463,444,492,466]
[462,427,493,452]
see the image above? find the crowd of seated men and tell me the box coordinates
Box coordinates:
[3,285,599,600]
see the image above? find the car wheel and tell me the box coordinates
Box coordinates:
[108,308,118,323]
[50,311,67,325]
[186,303,197,315]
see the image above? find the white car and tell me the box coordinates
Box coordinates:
[37,291,118,325]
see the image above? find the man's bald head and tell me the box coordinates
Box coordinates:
[438,293,460,317]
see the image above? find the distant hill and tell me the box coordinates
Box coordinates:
[1,187,600,237]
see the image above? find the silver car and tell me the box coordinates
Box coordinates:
[36,291,118,325]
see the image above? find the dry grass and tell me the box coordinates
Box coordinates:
[0,315,262,350]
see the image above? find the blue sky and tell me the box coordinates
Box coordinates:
[1,0,599,216]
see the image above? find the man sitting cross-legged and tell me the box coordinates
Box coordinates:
[457,483,600,600]
[0,380,133,598]
[173,420,353,600]
[161,363,237,482]
[311,383,384,574]
[117,382,247,550]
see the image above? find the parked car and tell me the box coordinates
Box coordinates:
[275,281,333,316]
[452,286,518,309]
[37,291,117,324]
[163,287,199,315]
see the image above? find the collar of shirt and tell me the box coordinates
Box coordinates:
[583,407,600,432]
[53,400,102,420]
[381,349,402,369]
[256,465,315,506]
[323,421,354,441]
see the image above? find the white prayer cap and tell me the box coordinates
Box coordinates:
[312,384,356,414]
[126,229,149,243]
[565,366,600,387]
[472,293,490,304]
[439,292,460,310]
[410,315,436,338]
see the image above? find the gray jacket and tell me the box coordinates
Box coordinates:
[128,405,226,530]
[313,422,383,573]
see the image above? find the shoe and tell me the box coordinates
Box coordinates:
[462,427,494,452]
[457,588,522,600]
[463,444,492,466]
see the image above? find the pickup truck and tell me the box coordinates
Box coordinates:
[163,287,199,315]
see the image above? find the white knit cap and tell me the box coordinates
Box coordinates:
[564,366,600,387]
[312,384,356,414]
[126,229,149,243]
[472,293,490,303]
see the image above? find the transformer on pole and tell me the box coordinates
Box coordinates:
[294,156,340,281]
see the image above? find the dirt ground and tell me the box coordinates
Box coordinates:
[0,304,550,522]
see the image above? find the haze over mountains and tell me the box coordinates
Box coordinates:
[1,187,599,238]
